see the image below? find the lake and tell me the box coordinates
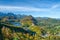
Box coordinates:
[11,22,21,26]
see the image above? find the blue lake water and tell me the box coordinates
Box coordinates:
[11,22,21,26]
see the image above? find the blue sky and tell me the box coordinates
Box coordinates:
[0,0,60,18]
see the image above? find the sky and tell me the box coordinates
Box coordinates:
[0,0,60,18]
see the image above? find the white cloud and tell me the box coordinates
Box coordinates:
[0,6,50,12]
[51,4,59,9]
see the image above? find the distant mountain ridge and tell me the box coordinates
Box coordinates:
[0,12,60,20]
[0,12,27,19]
[0,12,60,26]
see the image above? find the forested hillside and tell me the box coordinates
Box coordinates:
[0,12,60,40]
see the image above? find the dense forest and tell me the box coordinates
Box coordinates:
[0,12,60,40]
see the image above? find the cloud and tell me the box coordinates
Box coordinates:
[51,4,59,9]
[0,6,50,12]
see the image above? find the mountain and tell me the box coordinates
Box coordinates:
[0,12,60,40]
[0,12,6,18]
[20,15,37,26]
[0,12,27,23]
[35,17,60,27]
